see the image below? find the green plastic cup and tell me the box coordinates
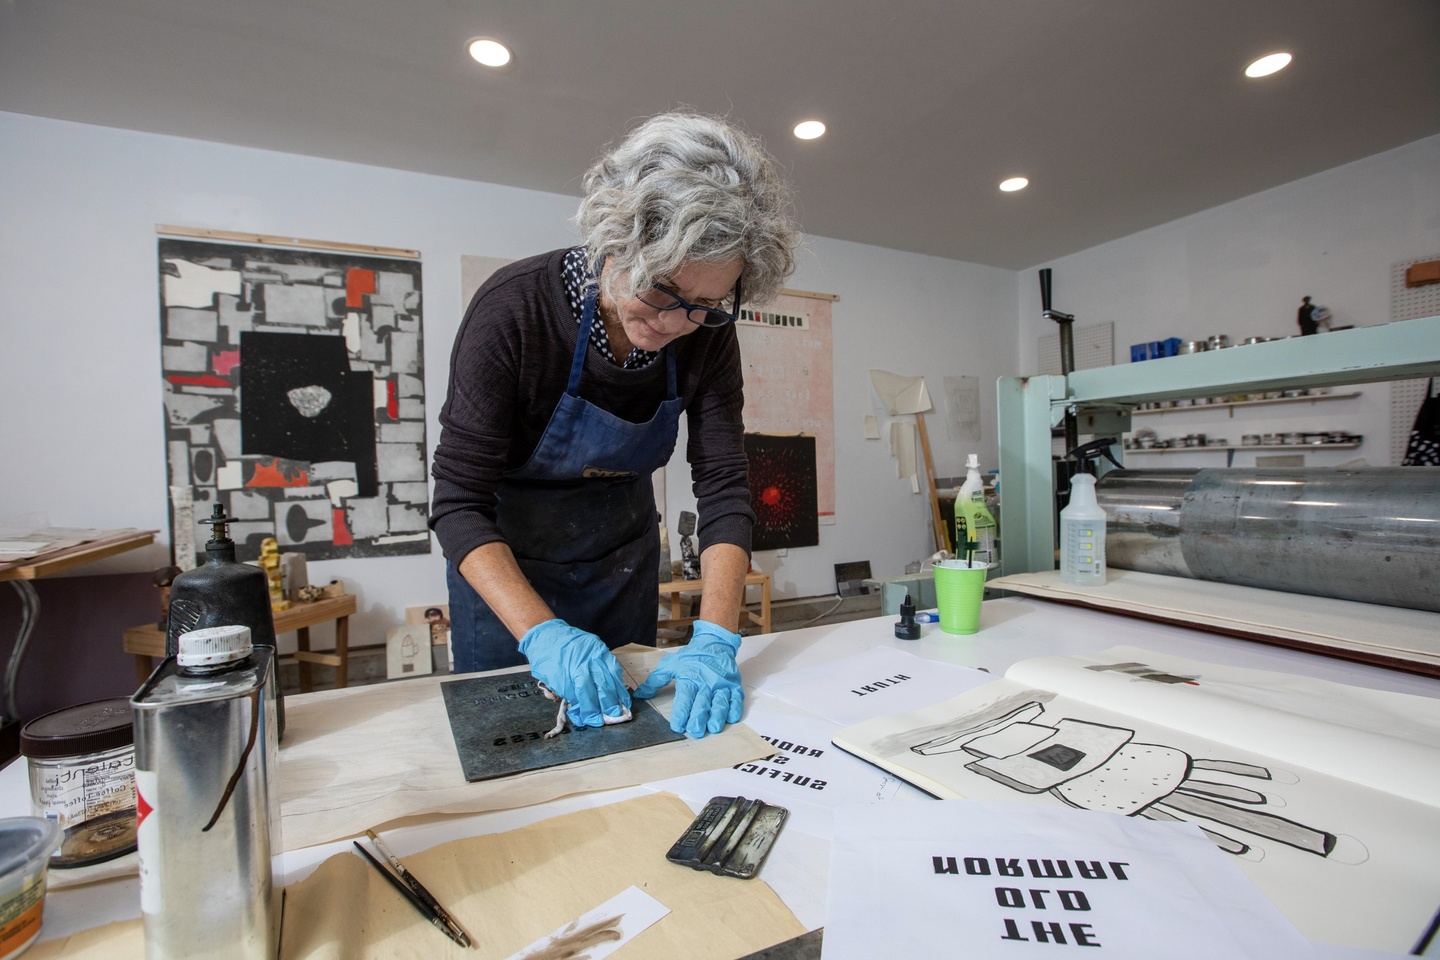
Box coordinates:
[933,559,988,634]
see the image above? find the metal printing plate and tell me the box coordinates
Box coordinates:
[440,668,684,782]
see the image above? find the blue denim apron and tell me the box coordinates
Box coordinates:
[447,284,682,672]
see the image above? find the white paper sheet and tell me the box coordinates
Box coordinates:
[943,374,981,442]
[1003,646,1440,805]
[829,648,1440,953]
[504,885,670,960]
[870,369,933,415]
[755,645,996,726]
[889,420,919,492]
[823,800,1315,960]
[644,700,927,838]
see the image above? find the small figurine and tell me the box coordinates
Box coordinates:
[257,537,292,612]
[1297,296,1318,336]
[677,510,701,580]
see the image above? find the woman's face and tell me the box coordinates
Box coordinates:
[601,257,744,353]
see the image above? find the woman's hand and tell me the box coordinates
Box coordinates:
[518,620,632,728]
[633,620,744,738]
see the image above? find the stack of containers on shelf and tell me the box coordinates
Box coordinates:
[954,454,997,567]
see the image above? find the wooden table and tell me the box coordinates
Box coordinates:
[657,570,771,641]
[123,592,358,690]
[0,529,156,727]
[0,529,156,582]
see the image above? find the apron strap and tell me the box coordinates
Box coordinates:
[566,282,598,396]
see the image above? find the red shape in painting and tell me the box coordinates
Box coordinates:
[245,459,310,488]
[212,349,241,377]
[332,507,353,546]
[386,379,399,420]
[167,374,231,388]
[346,268,376,309]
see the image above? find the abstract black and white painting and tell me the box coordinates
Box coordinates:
[158,237,429,563]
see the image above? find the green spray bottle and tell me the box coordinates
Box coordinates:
[954,454,997,566]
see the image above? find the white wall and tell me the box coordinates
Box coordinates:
[669,238,1016,601]
[0,111,1016,648]
[1015,134,1440,469]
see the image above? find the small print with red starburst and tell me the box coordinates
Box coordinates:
[744,433,820,551]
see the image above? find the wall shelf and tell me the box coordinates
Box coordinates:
[995,314,1440,577]
[1131,391,1361,416]
[1126,442,1360,454]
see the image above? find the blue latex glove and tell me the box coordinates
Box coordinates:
[633,620,744,738]
[518,619,632,728]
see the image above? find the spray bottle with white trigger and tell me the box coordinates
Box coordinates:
[1060,438,1121,587]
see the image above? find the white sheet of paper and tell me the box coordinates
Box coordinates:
[870,369,933,415]
[823,800,1315,960]
[943,374,982,442]
[504,885,670,960]
[889,420,919,492]
[644,700,927,838]
[863,414,880,439]
[755,646,996,726]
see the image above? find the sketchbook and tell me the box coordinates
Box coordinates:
[830,646,1440,954]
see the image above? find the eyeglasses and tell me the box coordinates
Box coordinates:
[636,276,744,328]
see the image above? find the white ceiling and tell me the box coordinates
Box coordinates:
[3,0,1437,270]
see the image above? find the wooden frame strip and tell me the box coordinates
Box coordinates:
[779,287,839,302]
[156,224,420,260]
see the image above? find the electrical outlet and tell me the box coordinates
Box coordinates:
[777,548,788,557]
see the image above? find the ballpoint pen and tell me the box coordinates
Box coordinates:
[352,841,471,949]
[365,829,473,948]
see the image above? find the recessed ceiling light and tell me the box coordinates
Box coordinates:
[793,120,826,140]
[999,177,1029,192]
[467,37,512,67]
[1245,52,1291,78]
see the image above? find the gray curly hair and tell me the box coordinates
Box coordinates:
[576,111,802,308]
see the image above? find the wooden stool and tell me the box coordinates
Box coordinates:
[656,571,771,644]
[124,593,358,691]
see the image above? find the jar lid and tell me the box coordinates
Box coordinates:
[178,624,252,669]
[20,697,134,759]
[0,818,62,879]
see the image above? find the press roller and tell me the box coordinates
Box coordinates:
[1095,467,1440,613]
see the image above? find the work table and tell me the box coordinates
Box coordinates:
[9,597,1437,958]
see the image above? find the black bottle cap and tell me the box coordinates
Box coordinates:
[894,593,921,640]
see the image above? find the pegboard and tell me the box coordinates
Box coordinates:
[1037,321,1114,375]
[1391,378,1436,465]
[1388,255,1440,464]
[1391,254,1440,323]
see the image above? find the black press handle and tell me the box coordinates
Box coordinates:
[1039,268,1053,313]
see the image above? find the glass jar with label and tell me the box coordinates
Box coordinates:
[19,697,136,869]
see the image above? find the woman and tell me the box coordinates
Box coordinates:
[430,111,802,739]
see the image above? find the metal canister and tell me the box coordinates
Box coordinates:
[131,625,281,960]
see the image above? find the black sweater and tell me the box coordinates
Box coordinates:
[429,249,754,566]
